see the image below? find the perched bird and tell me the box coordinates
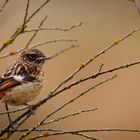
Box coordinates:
[0,48,49,125]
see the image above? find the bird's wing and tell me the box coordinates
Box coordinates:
[0,76,36,100]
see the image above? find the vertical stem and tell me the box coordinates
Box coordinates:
[5,103,13,127]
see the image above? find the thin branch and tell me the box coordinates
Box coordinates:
[25,15,48,48]
[0,0,9,12]
[98,64,104,73]
[24,22,83,33]
[25,0,50,24]
[30,128,140,140]
[18,75,116,140]
[32,128,140,140]
[5,128,140,133]
[4,128,62,133]
[0,106,28,115]
[29,128,140,140]
[48,44,79,59]
[50,128,140,135]
[75,133,98,140]
[21,0,30,32]
[30,131,98,140]
[43,108,98,125]
[31,38,78,49]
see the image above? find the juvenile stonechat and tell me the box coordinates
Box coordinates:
[0,48,49,125]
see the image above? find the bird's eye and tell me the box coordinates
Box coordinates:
[28,54,37,61]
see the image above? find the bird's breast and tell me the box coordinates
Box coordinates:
[2,80,45,106]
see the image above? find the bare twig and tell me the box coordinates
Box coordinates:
[0,128,63,134]
[25,0,50,24]
[0,106,28,115]
[21,0,30,32]
[48,44,79,59]
[30,131,98,140]
[0,0,10,12]
[25,15,48,48]
[31,38,78,49]
[77,133,98,140]
[43,108,98,125]
[24,22,83,33]
[50,128,140,135]
[5,128,140,133]
[74,133,98,140]
[30,128,140,140]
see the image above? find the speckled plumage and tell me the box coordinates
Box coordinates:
[0,48,46,106]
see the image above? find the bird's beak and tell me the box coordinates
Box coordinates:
[42,55,52,60]
[37,55,51,61]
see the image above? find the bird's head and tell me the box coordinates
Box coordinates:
[20,48,50,66]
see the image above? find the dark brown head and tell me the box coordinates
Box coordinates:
[20,48,46,65]
[2,49,48,78]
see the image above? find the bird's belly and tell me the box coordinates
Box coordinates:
[3,81,44,106]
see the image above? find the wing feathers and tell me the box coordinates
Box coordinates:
[0,76,36,100]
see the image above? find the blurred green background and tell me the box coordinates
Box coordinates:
[0,0,140,139]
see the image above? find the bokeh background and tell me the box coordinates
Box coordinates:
[0,0,140,139]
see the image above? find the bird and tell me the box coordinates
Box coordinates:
[0,48,49,126]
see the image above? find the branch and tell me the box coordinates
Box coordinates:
[43,108,98,125]
[24,22,83,33]
[25,15,48,48]
[25,0,50,24]
[21,0,30,32]
[48,44,79,60]
[0,0,10,12]
[29,128,140,140]
[31,38,78,49]
[50,128,140,135]
[0,106,28,115]
[30,131,98,140]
